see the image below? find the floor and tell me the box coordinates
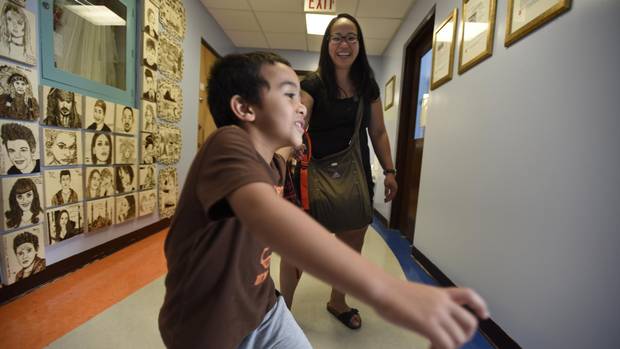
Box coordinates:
[0,221,493,349]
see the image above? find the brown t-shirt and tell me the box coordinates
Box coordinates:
[159,126,285,349]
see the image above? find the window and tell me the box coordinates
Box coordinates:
[39,0,137,107]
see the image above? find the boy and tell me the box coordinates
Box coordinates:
[158,52,488,349]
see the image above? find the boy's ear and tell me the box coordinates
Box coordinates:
[230,95,256,123]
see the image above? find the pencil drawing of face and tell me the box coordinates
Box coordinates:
[115,105,137,134]
[1,224,45,285]
[85,97,114,132]
[42,86,82,128]
[0,120,39,175]
[138,189,156,216]
[84,132,113,165]
[0,63,39,120]
[158,167,177,218]
[0,2,36,65]
[115,164,137,194]
[139,164,156,190]
[114,135,136,164]
[141,100,156,132]
[43,128,82,166]
[115,193,136,224]
[46,203,83,245]
[2,175,44,231]
[44,168,83,208]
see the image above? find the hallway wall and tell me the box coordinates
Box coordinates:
[378,1,620,348]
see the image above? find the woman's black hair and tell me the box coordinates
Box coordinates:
[317,13,378,101]
[207,51,291,127]
[5,178,42,228]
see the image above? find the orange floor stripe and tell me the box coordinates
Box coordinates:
[0,229,168,349]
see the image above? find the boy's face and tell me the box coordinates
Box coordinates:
[252,63,306,148]
[6,139,34,171]
[15,242,36,268]
[60,174,71,189]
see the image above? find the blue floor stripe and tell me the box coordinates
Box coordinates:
[371,217,494,349]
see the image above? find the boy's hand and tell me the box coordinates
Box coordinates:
[375,280,489,349]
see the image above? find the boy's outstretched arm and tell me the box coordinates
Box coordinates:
[228,182,490,349]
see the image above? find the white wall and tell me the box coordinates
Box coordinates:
[378,1,620,348]
[47,0,236,264]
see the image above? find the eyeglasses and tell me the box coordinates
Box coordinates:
[329,34,358,45]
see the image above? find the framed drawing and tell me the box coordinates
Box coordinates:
[431,8,458,90]
[141,132,157,164]
[143,0,160,40]
[0,120,39,175]
[115,164,138,194]
[46,203,84,245]
[157,78,182,122]
[115,105,138,135]
[505,0,571,47]
[43,168,83,208]
[139,164,156,190]
[158,166,177,218]
[85,166,115,200]
[0,0,36,65]
[141,100,156,132]
[114,135,137,164]
[42,128,82,166]
[84,97,114,132]
[41,86,83,128]
[458,0,497,74]
[156,124,181,165]
[0,63,39,120]
[158,36,183,82]
[143,34,158,71]
[138,189,157,217]
[84,132,113,165]
[86,197,114,232]
[115,193,137,224]
[384,75,395,111]
[1,175,43,231]
[0,224,45,285]
[160,0,186,40]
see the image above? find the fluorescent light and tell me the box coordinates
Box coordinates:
[65,5,126,26]
[305,13,335,35]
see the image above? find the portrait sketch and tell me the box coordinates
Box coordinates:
[1,175,43,231]
[41,86,83,128]
[114,135,137,164]
[0,63,38,120]
[158,166,177,219]
[156,124,181,165]
[141,100,156,132]
[141,132,157,164]
[84,96,114,132]
[0,224,45,285]
[115,193,136,225]
[0,119,39,175]
[84,132,113,165]
[160,0,186,40]
[114,104,138,135]
[143,0,159,40]
[142,67,157,103]
[158,36,183,82]
[84,166,114,200]
[43,128,82,166]
[115,164,137,194]
[0,1,36,65]
[46,203,83,245]
[143,34,158,71]
[138,189,157,217]
[157,79,181,122]
[43,168,83,208]
[86,197,113,232]
[139,164,156,190]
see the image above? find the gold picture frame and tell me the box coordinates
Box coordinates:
[384,75,396,111]
[431,8,458,90]
[458,0,497,74]
[505,0,571,47]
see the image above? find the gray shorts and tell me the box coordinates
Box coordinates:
[237,295,313,349]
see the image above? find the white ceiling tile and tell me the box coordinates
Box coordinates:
[358,18,401,39]
[364,38,388,56]
[307,35,324,52]
[265,33,308,50]
[357,0,412,18]
[247,0,303,12]
[335,0,359,16]
[200,0,251,10]
[227,31,269,48]
[209,9,261,31]
[256,12,306,33]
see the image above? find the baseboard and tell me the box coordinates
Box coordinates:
[411,247,522,349]
[0,218,170,305]
[373,208,389,228]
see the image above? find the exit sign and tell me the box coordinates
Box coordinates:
[304,0,336,13]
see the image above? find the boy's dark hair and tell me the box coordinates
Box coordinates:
[318,13,379,102]
[207,51,291,127]
[13,231,39,252]
[59,169,71,179]
[1,123,36,150]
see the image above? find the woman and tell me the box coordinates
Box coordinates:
[13,230,45,281]
[115,165,135,193]
[142,103,155,132]
[142,133,156,164]
[44,129,78,166]
[0,2,35,64]
[90,132,112,164]
[116,195,135,223]
[4,177,43,230]
[280,14,398,330]
[86,169,102,199]
[51,209,79,244]
[0,72,39,120]
[99,168,115,197]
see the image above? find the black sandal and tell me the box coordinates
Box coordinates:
[326,305,362,330]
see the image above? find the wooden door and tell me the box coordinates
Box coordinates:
[197,40,219,149]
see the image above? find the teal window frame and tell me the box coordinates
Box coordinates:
[38,0,137,107]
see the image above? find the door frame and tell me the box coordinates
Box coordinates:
[390,7,435,240]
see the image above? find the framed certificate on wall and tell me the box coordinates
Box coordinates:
[505,0,571,47]
[458,0,497,74]
[431,9,458,90]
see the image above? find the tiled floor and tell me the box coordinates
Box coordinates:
[0,223,493,349]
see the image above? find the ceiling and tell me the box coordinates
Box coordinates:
[199,0,416,56]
